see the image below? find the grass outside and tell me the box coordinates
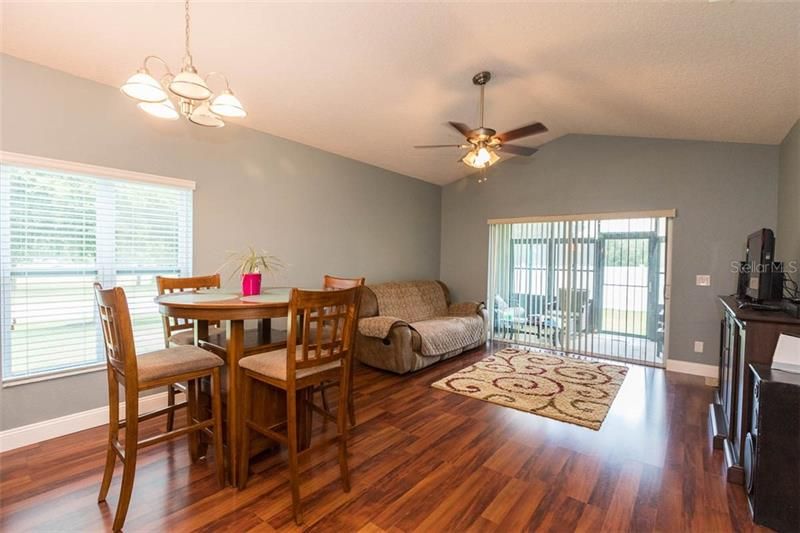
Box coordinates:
[602,309,647,336]
[8,315,163,377]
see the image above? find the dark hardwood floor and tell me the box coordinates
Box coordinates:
[0,342,766,532]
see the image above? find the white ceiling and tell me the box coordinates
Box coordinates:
[2,1,799,185]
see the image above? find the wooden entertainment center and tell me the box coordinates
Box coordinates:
[710,295,800,484]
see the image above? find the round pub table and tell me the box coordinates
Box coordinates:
[155,288,296,485]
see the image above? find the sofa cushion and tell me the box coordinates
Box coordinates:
[370,281,448,323]
[409,315,485,357]
[358,316,407,339]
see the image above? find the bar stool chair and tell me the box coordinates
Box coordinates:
[315,275,365,427]
[156,274,225,431]
[237,287,360,524]
[94,283,226,532]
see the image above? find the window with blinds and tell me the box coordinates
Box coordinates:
[0,158,193,382]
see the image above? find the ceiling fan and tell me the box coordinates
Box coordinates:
[415,71,548,171]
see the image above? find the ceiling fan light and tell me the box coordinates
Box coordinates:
[210,90,247,118]
[189,103,225,128]
[475,147,492,166]
[462,150,479,168]
[462,147,499,169]
[169,67,212,101]
[486,148,500,166]
[121,70,168,103]
[137,99,179,120]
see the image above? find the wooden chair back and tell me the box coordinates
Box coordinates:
[156,274,221,346]
[94,282,138,383]
[287,287,360,375]
[323,274,365,290]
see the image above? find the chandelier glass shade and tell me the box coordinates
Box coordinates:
[189,102,225,128]
[121,70,169,103]
[137,100,180,120]
[169,67,212,101]
[210,90,247,118]
[121,0,245,127]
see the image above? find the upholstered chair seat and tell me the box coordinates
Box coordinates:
[137,345,224,384]
[240,348,341,380]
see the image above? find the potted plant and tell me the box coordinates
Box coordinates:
[221,247,284,296]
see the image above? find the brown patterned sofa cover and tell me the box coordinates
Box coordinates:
[355,280,488,374]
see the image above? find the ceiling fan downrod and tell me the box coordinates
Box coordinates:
[473,71,491,129]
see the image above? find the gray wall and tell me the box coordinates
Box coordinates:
[777,120,800,268]
[0,55,441,430]
[441,134,778,365]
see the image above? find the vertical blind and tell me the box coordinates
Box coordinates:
[488,213,672,367]
[0,159,193,382]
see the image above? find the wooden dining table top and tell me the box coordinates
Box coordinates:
[155,287,292,320]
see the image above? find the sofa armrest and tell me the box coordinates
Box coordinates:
[449,301,486,317]
[358,316,409,339]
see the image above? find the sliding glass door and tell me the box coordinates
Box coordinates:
[488,214,671,367]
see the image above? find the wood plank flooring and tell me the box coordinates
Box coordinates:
[0,342,767,532]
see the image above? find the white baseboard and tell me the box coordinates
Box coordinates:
[666,359,718,379]
[0,391,180,453]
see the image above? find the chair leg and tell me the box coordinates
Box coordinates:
[187,379,200,462]
[347,362,357,428]
[286,386,303,525]
[98,445,117,503]
[166,384,176,432]
[211,368,225,488]
[338,371,351,493]
[112,389,139,532]
[237,373,252,490]
[98,375,119,503]
[319,382,330,413]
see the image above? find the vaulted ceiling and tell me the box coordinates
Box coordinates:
[2,2,798,185]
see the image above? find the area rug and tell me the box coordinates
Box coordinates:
[431,347,628,430]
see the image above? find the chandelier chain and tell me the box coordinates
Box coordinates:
[184,0,191,63]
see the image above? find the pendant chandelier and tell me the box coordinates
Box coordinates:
[120,0,246,127]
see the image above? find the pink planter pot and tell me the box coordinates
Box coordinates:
[241,272,262,296]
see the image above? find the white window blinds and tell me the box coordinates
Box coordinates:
[0,156,193,382]
[488,213,672,368]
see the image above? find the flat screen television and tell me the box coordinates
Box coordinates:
[745,229,780,301]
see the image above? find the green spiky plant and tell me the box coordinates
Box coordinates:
[219,247,284,280]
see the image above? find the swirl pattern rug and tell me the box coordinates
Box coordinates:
[431,347,628,430]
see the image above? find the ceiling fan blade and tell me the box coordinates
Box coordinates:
[495,122,548,143]
[448,121,474,137]
[499,144,539,156]
[414,144,465,149]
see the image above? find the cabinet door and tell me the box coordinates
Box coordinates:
[720,317,732,421]
[732,325,747,462]
[726,317,742,440]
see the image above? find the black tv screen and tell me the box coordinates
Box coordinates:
[746,228,775,300]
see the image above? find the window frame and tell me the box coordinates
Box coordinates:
[0,151,195,386]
